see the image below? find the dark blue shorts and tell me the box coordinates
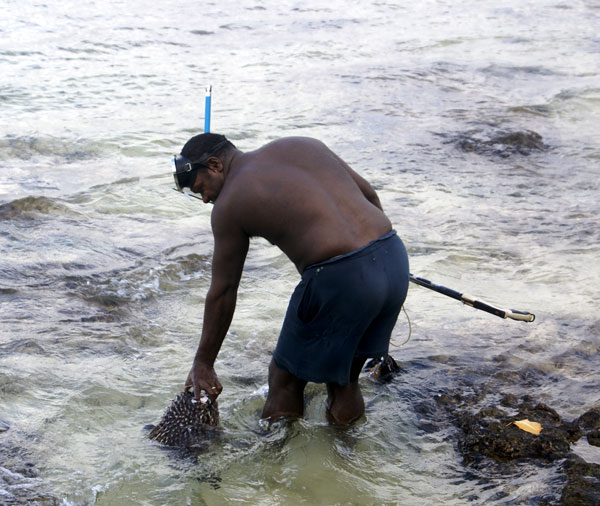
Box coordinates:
[273,230,409,385]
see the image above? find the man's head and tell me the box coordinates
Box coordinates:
[180,133,234,162]
[173,133,236,203]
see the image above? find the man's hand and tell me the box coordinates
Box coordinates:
[184,359,223,402]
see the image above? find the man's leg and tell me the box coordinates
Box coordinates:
[261,358,307,420]
[326,357,367,426]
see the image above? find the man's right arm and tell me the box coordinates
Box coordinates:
[185,210,249,401]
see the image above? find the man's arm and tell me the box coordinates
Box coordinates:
[185,210,249,401]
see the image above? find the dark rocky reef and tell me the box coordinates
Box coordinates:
[149,391,220,448]
[435,394,600,505]
[453,397,582,464]
[562,457,600,506]
[444,128,548,157]
[1,428,59,505]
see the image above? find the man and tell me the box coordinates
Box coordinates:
[174,133,409,425]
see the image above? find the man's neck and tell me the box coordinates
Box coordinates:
[224,149,243,179]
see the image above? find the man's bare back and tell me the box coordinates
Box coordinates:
[211,136,392,273]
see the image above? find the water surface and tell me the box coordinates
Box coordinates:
[1,0,599,504]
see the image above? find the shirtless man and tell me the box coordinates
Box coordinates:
[175,133,409,425]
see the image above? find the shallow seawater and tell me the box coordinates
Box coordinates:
[1,0,599,504]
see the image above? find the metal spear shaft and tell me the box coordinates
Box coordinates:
[409,274,535,322]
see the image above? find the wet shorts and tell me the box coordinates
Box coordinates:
[273,230,409,385]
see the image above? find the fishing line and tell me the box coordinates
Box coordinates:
[390,305,412,348]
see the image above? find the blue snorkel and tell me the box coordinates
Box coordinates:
[172,85,214,200]
[204,85,212,133]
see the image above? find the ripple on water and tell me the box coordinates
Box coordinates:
[0,0,599,503]
[0,339,46,355]
[61,250,211,311]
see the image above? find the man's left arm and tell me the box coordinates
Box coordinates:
[331,151,384,211]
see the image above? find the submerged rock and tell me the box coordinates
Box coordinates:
[453,398,579,464]
[0,196,76,221]
[575,408,600,433]
[587,431,600,447]
[562,456,600,506]
[445,128,548,157]
[434,393,600,504]
[149,391,220,448]
[1,435,59,505]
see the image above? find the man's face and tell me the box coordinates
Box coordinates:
[190,167,223,204]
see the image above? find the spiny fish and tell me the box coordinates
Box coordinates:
[149,391,220,447]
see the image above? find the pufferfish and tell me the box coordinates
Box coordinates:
[148,390,220,447]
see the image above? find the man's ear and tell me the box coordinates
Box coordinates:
[205,156,223,172]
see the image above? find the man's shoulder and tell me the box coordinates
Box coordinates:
[240,136,325,158]
[212,173,258,224]
[264,136,325,150]
[210,195,245,235]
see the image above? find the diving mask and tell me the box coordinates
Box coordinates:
[172,139,231,195]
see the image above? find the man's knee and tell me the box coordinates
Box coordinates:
[268,359,306,391]
[262,359,307,420]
